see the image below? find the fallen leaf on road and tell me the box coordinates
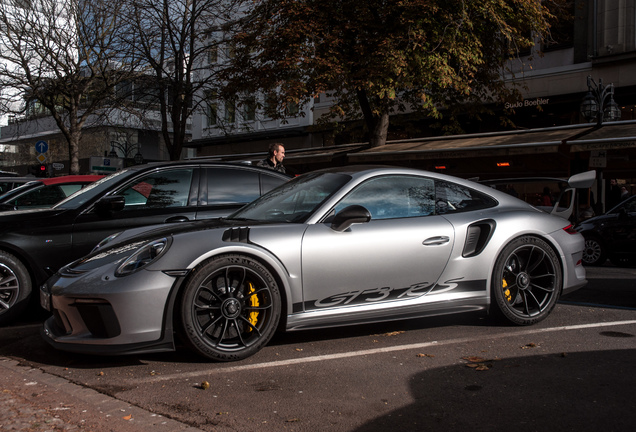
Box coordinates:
[123,414,132,420]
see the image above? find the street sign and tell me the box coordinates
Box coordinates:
[37,154,47,163]
[35,140,49,153]
[52,163,64,170]
[589,150,607,168]
[89,156,124,174]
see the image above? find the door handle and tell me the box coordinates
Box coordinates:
[422,236,450,246]
[165,216,189,223]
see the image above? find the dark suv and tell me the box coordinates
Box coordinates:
[0,161,290,324]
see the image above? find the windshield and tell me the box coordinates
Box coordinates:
[0,181,39,201]
[228,172,351,223]
[53,169,131,209]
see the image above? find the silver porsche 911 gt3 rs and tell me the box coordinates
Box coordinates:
[41,166,587,361]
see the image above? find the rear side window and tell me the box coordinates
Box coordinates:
[260,172,287,194]
[204,168,261,205]
[435,181,497,214]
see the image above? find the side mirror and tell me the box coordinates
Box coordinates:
[330,205,371,232]
[95,195,126,215]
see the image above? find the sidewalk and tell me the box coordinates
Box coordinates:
[0,357,203,432]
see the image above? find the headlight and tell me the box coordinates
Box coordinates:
[92,232,123,253]
[115,238,170,277]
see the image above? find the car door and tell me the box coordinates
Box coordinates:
[300,175,455,312]
[71,167,198,257]
[604,197,636,256]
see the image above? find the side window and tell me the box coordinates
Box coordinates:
[205,168,260,205]
[58,184,84,197]
[334,175,435,220]
[260,173,287,195]
[435,181,497,214]
[119,169,194,210]
[15,186,65,208]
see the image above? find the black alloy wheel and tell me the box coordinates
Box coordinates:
[0,251,32,325]
[179,254,281,361]
[492,236,562,325]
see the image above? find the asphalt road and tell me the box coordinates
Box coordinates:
[1,264,635,431]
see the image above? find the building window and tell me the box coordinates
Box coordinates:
[242,97,256,122]
[595,0,636,56]
[224,99,235,123]
[205,92,217,127]
[208,46,218,65]
[543,1,574,52]
[284,101,299,117]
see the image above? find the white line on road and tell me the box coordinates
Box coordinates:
[130,319,636,385]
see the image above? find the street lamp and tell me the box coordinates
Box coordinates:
[580,75,621,125]
[109,140,144,165]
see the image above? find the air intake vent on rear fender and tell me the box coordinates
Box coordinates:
[462,220,496,258]
[222,227,250,243]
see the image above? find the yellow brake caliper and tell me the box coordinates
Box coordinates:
[248,282,259,330]
[503,278,512,302]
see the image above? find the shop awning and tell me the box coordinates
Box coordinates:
[567,121,636,152]
[347,124,595,163]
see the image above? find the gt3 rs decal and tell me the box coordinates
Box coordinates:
[299,278,487,311]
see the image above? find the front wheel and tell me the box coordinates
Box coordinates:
[0,251,32,326]
[179,254,281,362]
[492,236,562,326]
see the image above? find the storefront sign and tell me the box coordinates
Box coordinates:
[504,98,550,109]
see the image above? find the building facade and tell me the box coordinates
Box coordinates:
[189,0,636,213]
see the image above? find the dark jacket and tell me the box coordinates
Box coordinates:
[256,158,286,173]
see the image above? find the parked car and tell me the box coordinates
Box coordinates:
[0,175,103,211]
[0,161,290,325]
[480,170,596,221]
[575,195,636,266]
[40,166,586,362]
[0,176,40,195]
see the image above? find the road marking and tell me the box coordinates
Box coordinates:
[131,319,636,385]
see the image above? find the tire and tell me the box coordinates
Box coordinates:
[582,236,606,266]
[491,236,562,326]
[179,254,281,362]
[0,251,32,326]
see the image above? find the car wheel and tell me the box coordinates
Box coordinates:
[0,251,32,326]
[492,236,562,326]
[582,237,606,266]
[179,254,281,362]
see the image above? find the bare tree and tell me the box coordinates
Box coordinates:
[0,0,136,174]
[117,0,241,161]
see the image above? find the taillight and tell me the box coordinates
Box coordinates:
[562,224,578,234]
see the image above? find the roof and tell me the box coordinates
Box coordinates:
[40,175,104,185]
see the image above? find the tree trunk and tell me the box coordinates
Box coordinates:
[69,134,81,175]
[369,111,389,147]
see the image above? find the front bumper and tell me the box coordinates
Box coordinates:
[40,265,184,356]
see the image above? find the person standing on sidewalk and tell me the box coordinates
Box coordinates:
[256,143,286,173]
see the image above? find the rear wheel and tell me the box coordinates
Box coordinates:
[492,236,562,326]
[582,236,606,266]
[0,251,32,326]
[179,254,281,362]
